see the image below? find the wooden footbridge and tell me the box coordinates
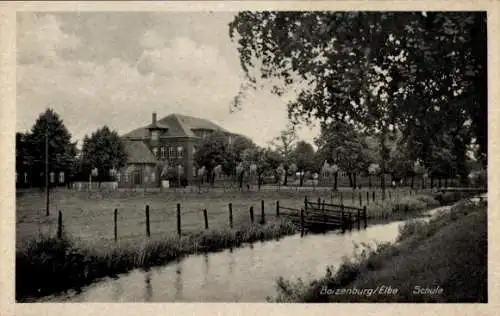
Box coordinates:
[278,196,367,234]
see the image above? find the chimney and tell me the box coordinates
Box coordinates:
[152,112,157,125]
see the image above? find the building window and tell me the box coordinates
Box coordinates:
[169,146,176,158]
[160,147,166,159]
[151,130,159,141]
[116,172,121,182]
[124,172,129,183]
[151,172,156,182]
[50,172,55,183]
[59,172,65,183]
[177,146,184,158]
[152,147,158,159]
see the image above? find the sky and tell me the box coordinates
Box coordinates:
[16,12,320,148]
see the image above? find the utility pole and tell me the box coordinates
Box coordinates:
[45,127,50,216]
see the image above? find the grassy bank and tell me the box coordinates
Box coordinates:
[272,198,487,303]
[16,218,296,302]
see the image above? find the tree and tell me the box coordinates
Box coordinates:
[16,132,29,186]
[229,11,486,190]
[227,134,257,183]
[367,163,380,189]
[293,140,315,186]
[80,126,127,184]
[315,121,368,188]
[270,124,297,185]
[24,109,77,188]
[194,131,234,185]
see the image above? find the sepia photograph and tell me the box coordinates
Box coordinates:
[13,8,488,304]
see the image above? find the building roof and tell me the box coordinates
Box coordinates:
[122,113,231,139]
[123,140,157,164]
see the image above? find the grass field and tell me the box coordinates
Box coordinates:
[16,186,438,247]
[16,186,440,248]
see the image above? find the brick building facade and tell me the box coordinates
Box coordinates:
[117,113,236,188]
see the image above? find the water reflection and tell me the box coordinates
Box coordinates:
[174,258,183,301]
[144,270,152,302]
[111,278,124,302]
[43,220,408,302]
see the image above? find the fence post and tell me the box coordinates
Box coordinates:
[261,200,266,225]
[203,209,209,230]
[340,192,344,205]
[145,205,150,238]
[229,203,233,228]
[341,204,345,233]
[300,208,305,236]
[372,191,375,202]
[322,199,326,228]
[363,206,367,229]
[114,208,118,242]
[250,206,254,223]
[348,212,352,231]
[276,201,280,217]
[357,208,361,230]
[177,203,181,236]
[367,191,369,206]
[304,196,308,212]
[317,197,321,209]
[57,210,63,239]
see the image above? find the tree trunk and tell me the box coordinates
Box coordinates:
[438,178,442,188]
[299,171,304,187]
[430,177,434,188]
[368,175,372,189]
[381,173,386,200]
[444,178,448,188]
[334,172,338,191]
[238,172,244,189]
[411,175,414,189]
[348,173,353,188]
[283,170,288,186]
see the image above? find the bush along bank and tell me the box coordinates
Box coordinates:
[16,219,296,302]
[271,198,487,303]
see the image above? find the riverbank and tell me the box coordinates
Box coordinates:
[16,219,297,302]
[15,192,447,302]
[272,197,487,302]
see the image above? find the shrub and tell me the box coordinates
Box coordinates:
[396,219,429,242]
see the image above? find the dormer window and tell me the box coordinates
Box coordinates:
[151,130,159,141]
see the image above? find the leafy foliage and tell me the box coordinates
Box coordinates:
[23,109,77,186]
[229,11,487,183]
[79,126,127,182]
